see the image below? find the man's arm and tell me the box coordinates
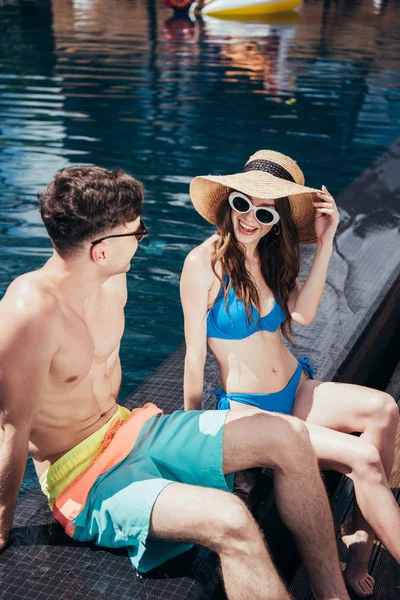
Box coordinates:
[0,289,60,549]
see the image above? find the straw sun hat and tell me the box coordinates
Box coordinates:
[190,150,321,244]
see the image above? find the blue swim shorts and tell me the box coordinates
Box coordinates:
[70,409,234,573]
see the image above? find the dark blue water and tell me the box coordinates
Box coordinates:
[1,0,399,409]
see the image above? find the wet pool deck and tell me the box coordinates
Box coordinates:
[0,140,400,599]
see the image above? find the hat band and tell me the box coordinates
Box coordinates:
[242,159,295,183]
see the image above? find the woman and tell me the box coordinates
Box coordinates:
[180,150,399,598]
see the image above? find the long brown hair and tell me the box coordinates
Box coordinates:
[211,195,300,343]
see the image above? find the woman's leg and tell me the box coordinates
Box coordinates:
[304,421,400,596]
[293,379,399,597]
[293,379,398,475]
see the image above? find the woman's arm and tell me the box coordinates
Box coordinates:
[288,186,339,326]
[180,247,214,410]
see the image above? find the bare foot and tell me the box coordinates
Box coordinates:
[342,531,375,598]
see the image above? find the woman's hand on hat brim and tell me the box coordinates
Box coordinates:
[312,186,339,245]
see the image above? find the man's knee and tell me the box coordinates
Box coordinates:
[257,413,315,470]
[288,415,311,441]
[211,495,256,552]
[254,411,309,441]
[281,417,316,468]
[276,414,312,450]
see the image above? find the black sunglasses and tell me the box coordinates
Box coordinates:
[91,221,148,245]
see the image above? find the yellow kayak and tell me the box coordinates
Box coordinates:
[198,0,301,17]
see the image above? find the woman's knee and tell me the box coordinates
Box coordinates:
[367,391,398,430]
[351,440,384,482]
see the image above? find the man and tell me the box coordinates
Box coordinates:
[0,166,349,600]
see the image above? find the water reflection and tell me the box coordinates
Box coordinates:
[0,0,399,394]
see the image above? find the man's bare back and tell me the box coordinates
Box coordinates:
[0,263,127,478]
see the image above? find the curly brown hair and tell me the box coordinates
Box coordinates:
[38,166,144,258]
[211,195,299,344]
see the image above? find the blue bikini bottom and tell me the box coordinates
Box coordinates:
[214,356,314,415]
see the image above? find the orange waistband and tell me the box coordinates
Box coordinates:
[53,402,163,537]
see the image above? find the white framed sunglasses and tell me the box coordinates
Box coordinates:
[228,191,280,226]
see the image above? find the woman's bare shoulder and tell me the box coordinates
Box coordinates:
[184,235,218,272]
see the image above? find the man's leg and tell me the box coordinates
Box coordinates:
[149,482,291,600]
[222,408,350,600]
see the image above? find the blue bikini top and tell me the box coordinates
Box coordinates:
[207,279,286,340]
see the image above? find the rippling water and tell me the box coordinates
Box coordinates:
[1,0,399,399]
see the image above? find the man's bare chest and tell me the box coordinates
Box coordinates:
[49,300,125,388]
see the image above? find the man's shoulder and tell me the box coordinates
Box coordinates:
[0,272,60,326]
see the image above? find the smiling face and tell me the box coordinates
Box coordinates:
[230,195,278,246]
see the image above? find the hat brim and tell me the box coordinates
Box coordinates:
[190,171,320,244]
